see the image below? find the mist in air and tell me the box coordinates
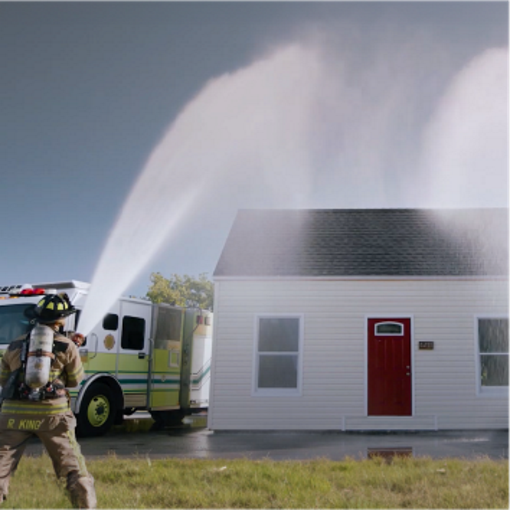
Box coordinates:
[77,38,508,336]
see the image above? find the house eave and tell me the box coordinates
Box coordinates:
[213,275,509,282]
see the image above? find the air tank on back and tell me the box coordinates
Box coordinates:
[25,323,54,395]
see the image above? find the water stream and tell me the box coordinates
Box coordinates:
[77,44,324,335]
[77,42,507,336]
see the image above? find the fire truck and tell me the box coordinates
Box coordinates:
[0,281,213,436]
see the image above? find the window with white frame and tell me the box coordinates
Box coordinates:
[478,318,508,391]
[254,316,302,394]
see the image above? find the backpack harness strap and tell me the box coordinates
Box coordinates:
[27,350,55,359]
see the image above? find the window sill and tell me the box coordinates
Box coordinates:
[252,388,302,397]
[478,387,509,398]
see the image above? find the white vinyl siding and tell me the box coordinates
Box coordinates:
[208,278,508,431]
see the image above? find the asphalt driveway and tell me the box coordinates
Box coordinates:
[24,424,508,461]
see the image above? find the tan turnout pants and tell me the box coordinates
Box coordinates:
[0,411,96,509]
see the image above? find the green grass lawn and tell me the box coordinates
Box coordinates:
[4,453,508,508]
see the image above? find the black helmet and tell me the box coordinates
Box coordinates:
[25,293,76,323]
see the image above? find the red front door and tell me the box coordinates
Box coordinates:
[367,318,412,416]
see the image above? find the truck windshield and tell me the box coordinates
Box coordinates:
[0,304,35,345]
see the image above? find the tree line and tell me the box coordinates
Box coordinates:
[146,272,214,310]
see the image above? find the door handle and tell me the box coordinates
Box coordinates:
[138,352,146,360]
[89,333,98,360]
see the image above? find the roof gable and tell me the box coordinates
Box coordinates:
[214,209,508,278]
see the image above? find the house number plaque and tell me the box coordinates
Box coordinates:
[419,341,434,350]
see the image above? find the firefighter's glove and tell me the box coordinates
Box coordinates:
[71,333,85,347]
[49,379,67,397]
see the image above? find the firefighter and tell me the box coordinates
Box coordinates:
[0,293,96,509]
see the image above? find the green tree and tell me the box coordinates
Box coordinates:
[146,272,214,310]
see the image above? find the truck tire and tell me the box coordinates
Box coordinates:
[77,382,116,437]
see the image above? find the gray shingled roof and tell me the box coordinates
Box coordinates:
[214,209,508,277]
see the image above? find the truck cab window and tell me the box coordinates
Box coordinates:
[103,314,119,331]
[121,316,145,350]
[0,304,35,344]
[74,310,81,331]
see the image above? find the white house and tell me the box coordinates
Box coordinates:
[208,208,508,431]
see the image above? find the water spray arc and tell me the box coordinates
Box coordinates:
[77,40,508,336]
[77,45,324,335]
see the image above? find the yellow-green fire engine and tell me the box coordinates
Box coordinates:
[0,281,213,436]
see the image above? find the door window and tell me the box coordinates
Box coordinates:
[103,314,119,331]
[375,322,404,335]
[121,316,145,350]
[0,304,35,344]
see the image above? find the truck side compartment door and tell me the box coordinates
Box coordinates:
[149,305,184,410]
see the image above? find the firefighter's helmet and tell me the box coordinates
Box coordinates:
[25,293,77,323]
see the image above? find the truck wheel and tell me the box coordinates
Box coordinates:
[77,383,116,437]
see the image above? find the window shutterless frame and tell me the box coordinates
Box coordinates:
[252,314,304,397]
[474,314,509,397]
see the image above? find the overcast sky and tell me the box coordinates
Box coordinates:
[0,1,508,302]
